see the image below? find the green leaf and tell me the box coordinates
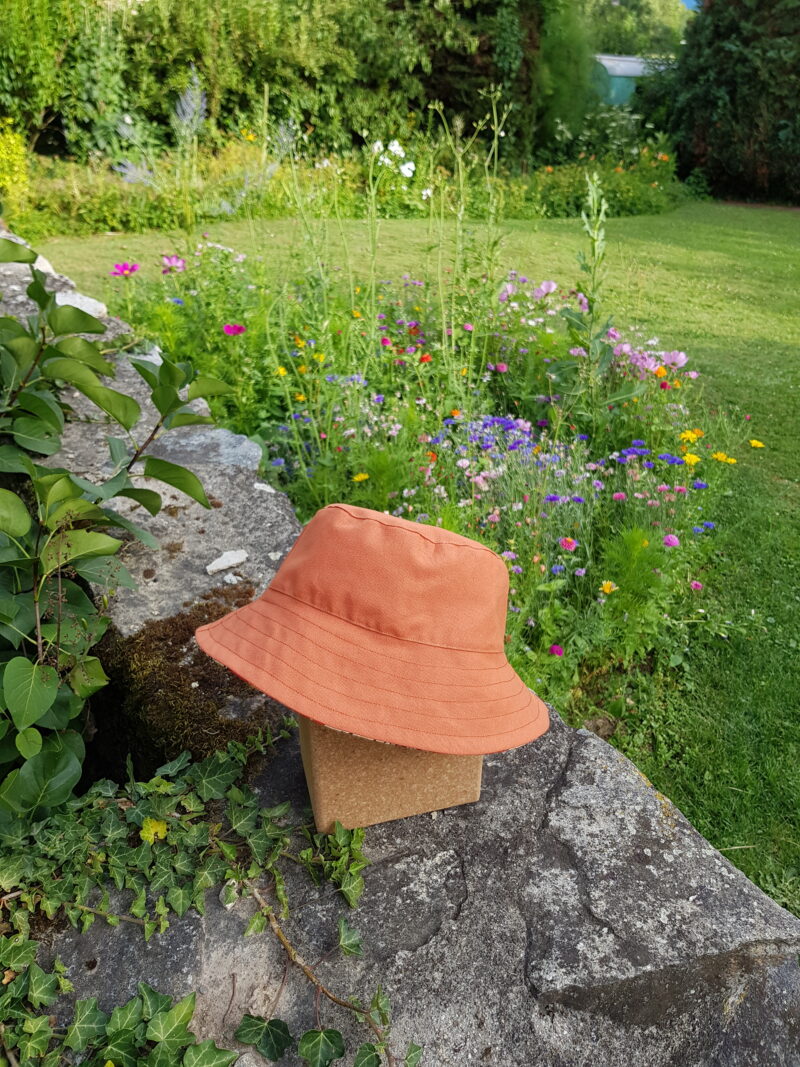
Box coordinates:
[139,983,173,1021]
[107,995,144,1034]
[154,750,192,777]
[55,335,113,374]
[297,1029,345,1067]
[116,487,163,515]
[166,884,193,918]
[189,753,240,800]
[404,1043,423,1066]
[187,377,235,400]
[68,656,110,699]
[71,554,137,590]
[27,960,59,1007]
[131,359,160,389]
[40,528,120,574]
[0,747,82,813]
[100,1030,139,1067]
[353,1045,381,1067]
[151,385,182,417]
[0,238,35,263]
[166,412,216,429]
[0,488,31,537]
[47,304,105,335]
[243,911,267,937]
[337,917,363,957]
[0,444,33,474]
[146,993,197,1044]
[15,389,65,434]
[12,415,61,455]
[19,1014,54,1058]
[65,997,110,1050]
[15,726,42,759]
[0,935,38,969]
[338,869,364,909]
[234,1016,293,1062]
[100,506,159,549]
[142,457,210,508]
[182,1040,238,1067]
[3,658,59,730]
[42,357,140,429]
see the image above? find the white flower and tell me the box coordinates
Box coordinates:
[378,154,391,167]
[316,158,331,168]
[371,140,384,154]
[399,160,416,178]
[388,139,405,158]
[421,187,432,200]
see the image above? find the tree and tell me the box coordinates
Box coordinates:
[672,0,800,202]
[581,0,691,56]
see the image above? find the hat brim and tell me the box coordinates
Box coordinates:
[195,586,549,755]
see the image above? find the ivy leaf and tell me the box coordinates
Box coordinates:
[154,751,192,777]
[0,488,32,537]
[18,1014,54,1058]
[166,884,193,918]
[107,995,144,1033]
[297,1029,345,1067]
[190,753,240,800]
[138,983,172,1020]
[142,457,210,509]
[27,961,59,1008]
[146,993,197,1044]
[65,997,110,1050]
[353,1045,381,1067]
[404,1044,423,1067]
[0,936,38,969]
[182,1040,238,1067]
[3,658,59,730]
[338,869,365,909]
[140,817,169,844]
[100,1030,139,1067]
[234,1016,293,1062]
[337,918,363,957]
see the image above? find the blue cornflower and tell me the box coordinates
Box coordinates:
[693,480,709,489]
[544,494,560,503]
[703,521,716,529]
[551,564,565,574]
[271,458,285,467]
[170,297,185,306]
[693,526,703,533]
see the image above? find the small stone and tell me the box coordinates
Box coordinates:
[206,550,248,575]
[223,573,242,585]
[268,551,282,562]
[254,481,275,493]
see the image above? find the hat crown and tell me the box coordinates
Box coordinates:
[271,504,509,652]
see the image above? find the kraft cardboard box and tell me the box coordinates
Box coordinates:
[297,715,483,832]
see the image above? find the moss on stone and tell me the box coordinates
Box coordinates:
[87,582,287,780]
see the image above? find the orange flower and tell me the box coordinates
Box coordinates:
[426,451,437,463]
[654,366,667,378]
[450,409,461,417]
[419,353,432,363]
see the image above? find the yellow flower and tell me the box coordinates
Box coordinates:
[641,539,649,547]
[352,309,362,318]
[600,580,619,595]
[684,453,701,466]
[140,818,168,844]
[355,286,361,293]
[352,472,369,482]
[749,439,765,448]
[725,457,737,464]
[680,430,699,443]
[294,393,306,402]
[298,364,308,374]
[276,366,287,376]
[654,366,667,378]
[692,428,705,438]
[672,380,681,389]
[711,451,728,462]
[461,367,468,376]
[294,336,306,347]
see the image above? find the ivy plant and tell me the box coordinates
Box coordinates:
[0,236,233,816]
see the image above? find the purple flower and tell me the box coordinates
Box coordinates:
[110,262,139,277]
[372,394,384,404]
[271,458,285,467]
[162,254,186,274]
[551,564,565,574]
[545,494,560,503]
[548,644,564,656]
[511,565,523,574]
[693,481,709,489]
[223,323,246,336]
[575,568,587,577]
[663,534,680,547]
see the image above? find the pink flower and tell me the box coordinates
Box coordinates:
[548,644,564,656]
[663,534,680,547]
[161,254,186,274]
[495,363,509,373]
[380,337,391,347]
[690,580,703,591]
[223,324,246,336]
[559,537,578,551]
[660,381,671,390]
[463,323,474,332]
[110,262,139,277]
[612,492,626,501]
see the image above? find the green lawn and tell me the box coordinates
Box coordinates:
[40,202,800,911]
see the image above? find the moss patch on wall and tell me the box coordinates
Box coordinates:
[86,582,289,780]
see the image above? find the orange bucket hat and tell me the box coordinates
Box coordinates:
[195,503,550,756]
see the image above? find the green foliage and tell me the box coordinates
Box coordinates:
[671,0,800,203]
[0,238,230,813]
[0,939,237,1067]
[581,0,690,55]
[0,118,29,214]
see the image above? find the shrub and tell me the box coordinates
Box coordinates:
[0,237,231,815]
[0,119,29,214]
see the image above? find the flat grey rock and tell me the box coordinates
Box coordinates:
[42,712,800,1066]
[54,289,108,318]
